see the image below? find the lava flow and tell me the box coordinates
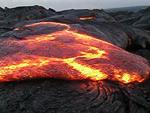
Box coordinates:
[0,22,149,83]
[79,16,95,20]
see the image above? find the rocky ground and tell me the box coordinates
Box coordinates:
[0,5,150,113]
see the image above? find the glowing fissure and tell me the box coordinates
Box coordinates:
[79,16,95,20]
[80,46,106,59]
[63,58,108,80]
[115,72,144,84]
[0,58,50,77]
[0,21,149,83]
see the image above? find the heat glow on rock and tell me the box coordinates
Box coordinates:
[0,22,149,84]
[79,16,95,20]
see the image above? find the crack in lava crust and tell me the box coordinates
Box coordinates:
[0,22,149,84]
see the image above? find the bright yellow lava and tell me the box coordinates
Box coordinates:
[81,46,106,59]
[27,34,56,44]
[0,58,50,76]
[121,73,131,83]
[63,58,107,80]
[114,71,144,84]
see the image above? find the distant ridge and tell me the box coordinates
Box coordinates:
[105,6,149,12]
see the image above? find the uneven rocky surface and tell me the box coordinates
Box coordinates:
[109,6,150,31]
[1,79,150,113]
[0,5,150,113]
[0,5,55,34]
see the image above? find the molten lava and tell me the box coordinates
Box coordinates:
[0,22,149,83]
[79,16,95,20]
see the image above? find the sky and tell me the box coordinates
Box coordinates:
[0,0,150,11]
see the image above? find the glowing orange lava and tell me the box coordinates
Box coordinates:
[79,16,95,20]
[0,22,149,83]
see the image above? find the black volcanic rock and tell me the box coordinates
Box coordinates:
[57,9,116,23]
[4,5,55,21]
[0,5,56,35]
[0,79,150,113]
[135,49,150,62]
[130,7,150,30]
[108,11,134,22]
[109,6,150,30]
[25,9,116,25]
[0,7,4,20]
[106,6,148,13]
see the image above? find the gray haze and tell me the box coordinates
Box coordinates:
[0,0,150,10]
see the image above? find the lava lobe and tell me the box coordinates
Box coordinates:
[0,22,149,83]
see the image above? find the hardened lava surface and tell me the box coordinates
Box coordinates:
[0,79,150,113]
